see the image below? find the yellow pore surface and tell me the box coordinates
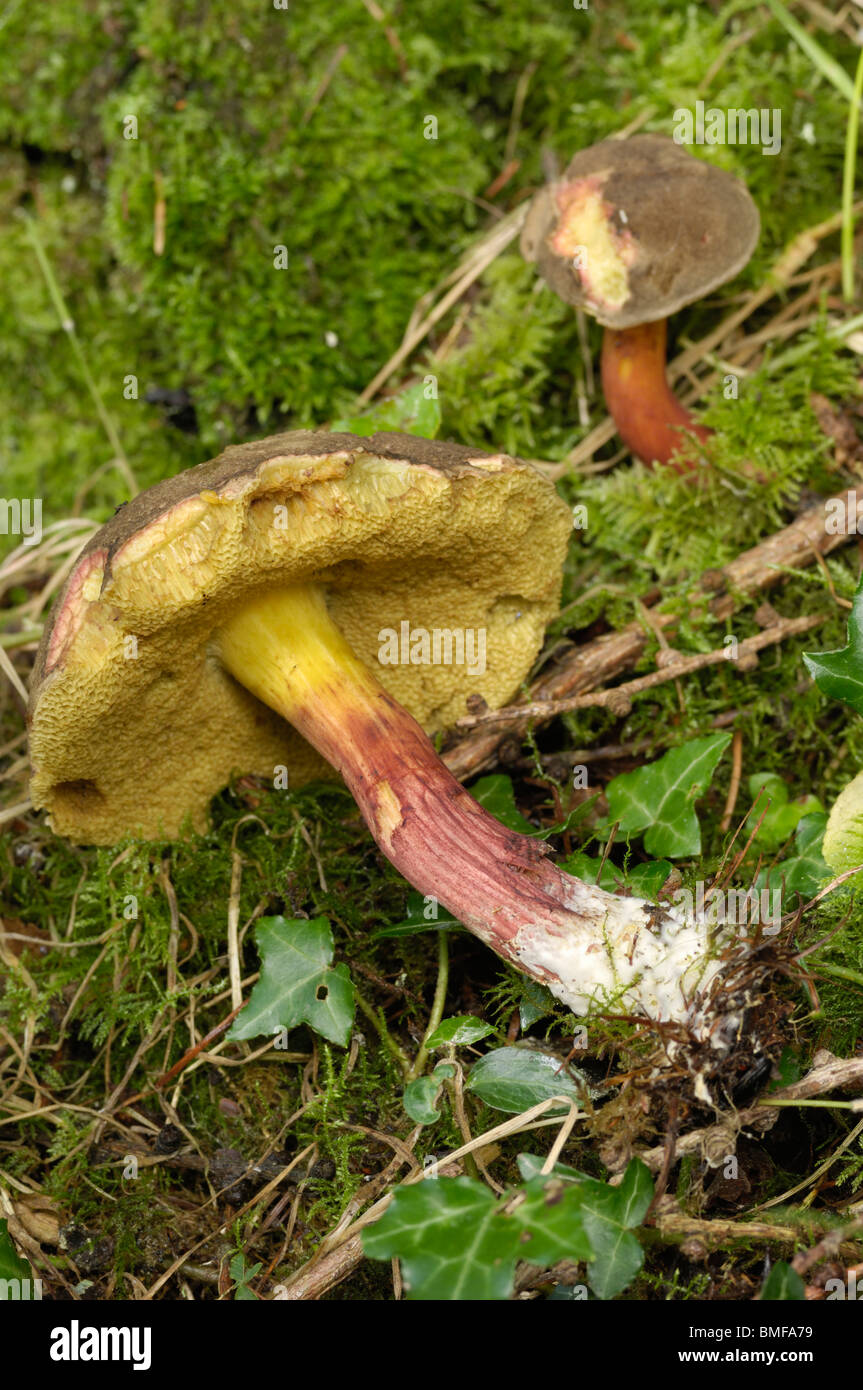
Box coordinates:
[30,442,571,841]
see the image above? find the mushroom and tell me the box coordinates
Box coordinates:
[29,429,733,1030]
[521,134,760,470]
[817,770,863,874]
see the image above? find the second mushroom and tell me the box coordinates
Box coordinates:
[521,134,760,470]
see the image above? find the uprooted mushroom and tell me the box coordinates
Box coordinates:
[30,429,757,1045]
[521,134,760,470]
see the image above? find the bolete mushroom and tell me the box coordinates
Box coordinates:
[29,429,733,1031]
[521,134,760,470]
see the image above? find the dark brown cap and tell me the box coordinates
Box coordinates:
[521,134,759,328]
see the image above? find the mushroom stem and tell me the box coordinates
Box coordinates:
[600,320,711,471]
[217,586,728,1028]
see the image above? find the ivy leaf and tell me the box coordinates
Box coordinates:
[602,733,732,857]
[560,852,672,899]
[534,796,600,841]
[363,1178,517,1300]
[471,774,596,841]
[803,577,863,715]
[465,1046,590,1114]
[578,1158,653,1299]
[516,1155,651,1296]
[227,916,354,1047]
[363,1174,594,1300]
[517,979,557,1029]
[509,1177,595,1265]
[470,775,534,833]
[625,860,675,897]
[373,890,461,939]
[747,772,823,851]
[757,812,830,900]
[0,1220,32,1298]
[760,1261,806,1301]
[425,1017,495,1048]
[330,382,441,439]
[403,1063,456,1125]
[364,1161,652,1300]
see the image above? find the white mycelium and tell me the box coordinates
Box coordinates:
[514,886,737,1042]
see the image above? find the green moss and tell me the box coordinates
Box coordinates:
[1,0,859,533]
[4,0,863,1300]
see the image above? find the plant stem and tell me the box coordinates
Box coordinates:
[354,989,412,1076]
[842,42,863,302]
[810,961,863,990]
[408,930,450,1081]
[20,212,138,497]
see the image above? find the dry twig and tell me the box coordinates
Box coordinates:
[443,490,859,780]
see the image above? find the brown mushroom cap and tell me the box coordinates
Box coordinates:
[29,430,571,843]
[521,134,760,329]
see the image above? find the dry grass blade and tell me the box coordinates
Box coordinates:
[358,204,527,403]
[0,519,97,598]
[0,645,28,705]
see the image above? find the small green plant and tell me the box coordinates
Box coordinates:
[804,571,863,715]
[598,733,732,858]
[363,1156,653,1301]
[330,381,441,438]
[759,1261,806,1301]
[229,1251,263,1302]
[805,574,863,872]
[464,1046,592,1115]
[227,916,356,1048]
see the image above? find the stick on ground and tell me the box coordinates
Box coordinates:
[443,490,859,780]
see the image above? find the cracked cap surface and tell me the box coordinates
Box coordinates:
[29,429,571,843]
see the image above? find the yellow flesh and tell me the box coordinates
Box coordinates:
[218,585,414,848]
[550,185,633,312]
[217,584,380,719]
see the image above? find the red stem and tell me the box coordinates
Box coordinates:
[600,320,711,472]
[283,675,603,978]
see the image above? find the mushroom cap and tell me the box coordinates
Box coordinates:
[29,430,571,843]
[520,134,760,329]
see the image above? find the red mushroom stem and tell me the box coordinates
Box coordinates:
[217,586,603,974]
[216,585,728,1027]
[600,319,711,471]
